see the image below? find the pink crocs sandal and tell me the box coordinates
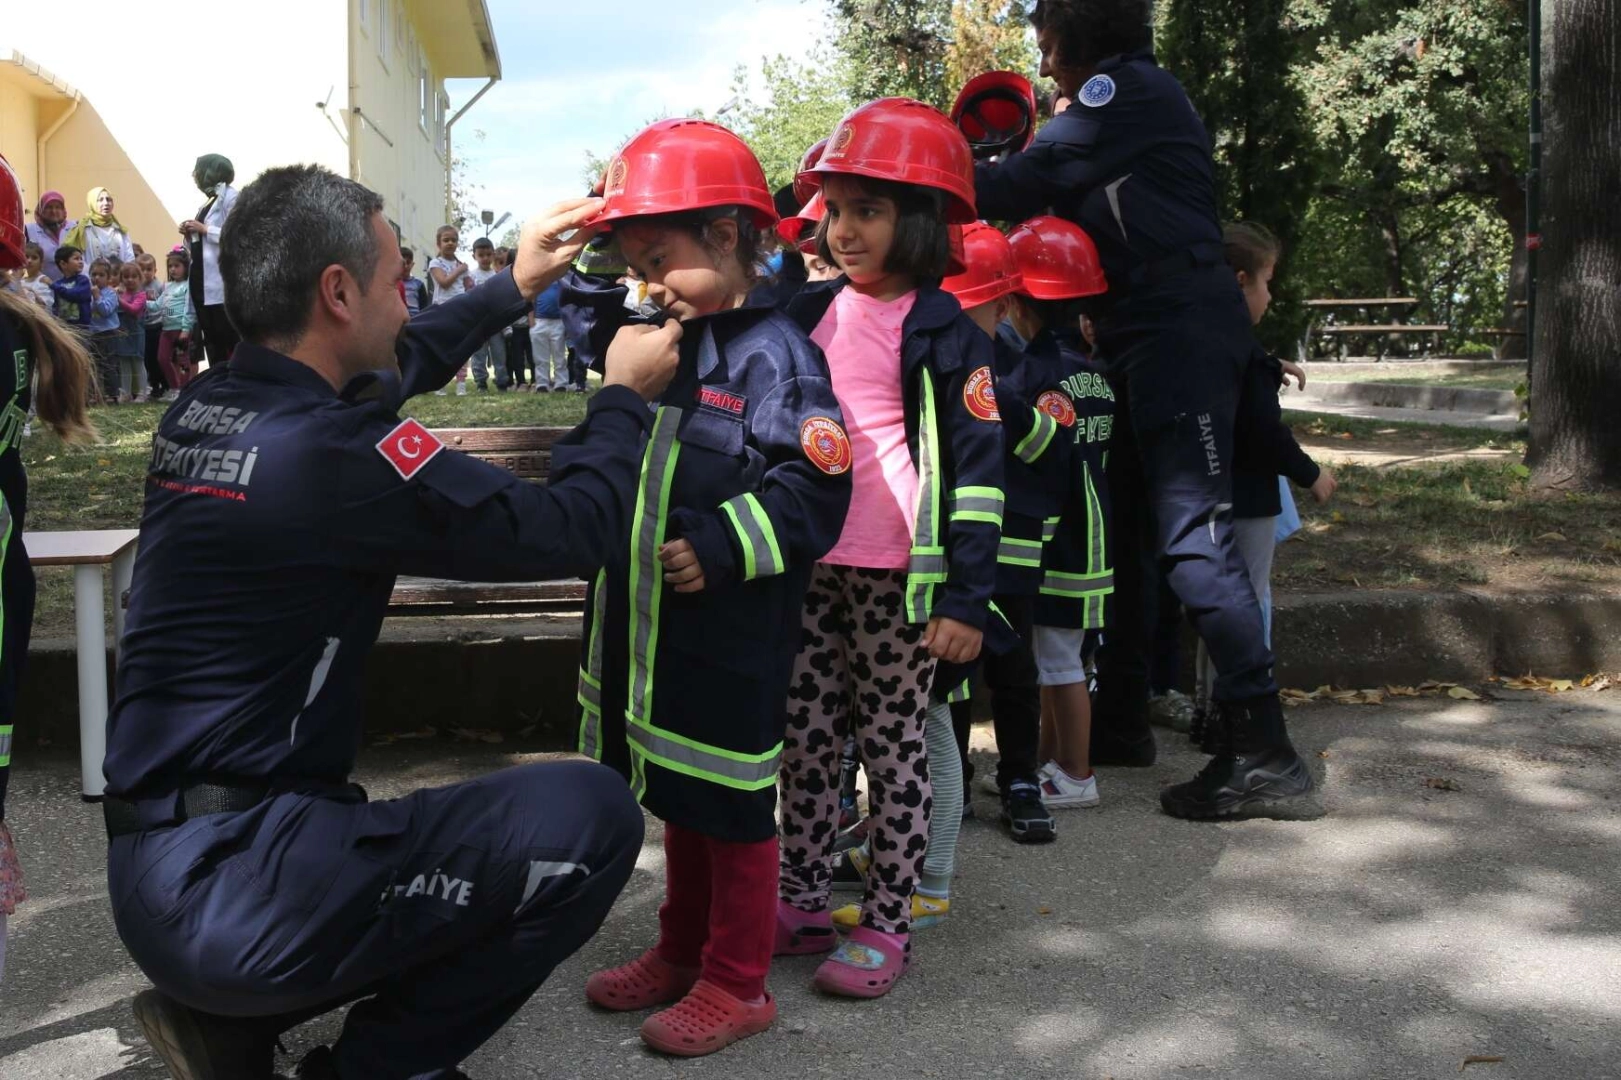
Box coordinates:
[774,899,838,956]
[812,925,910,998]
[640,980,777,1057]
[586,949,700,1011]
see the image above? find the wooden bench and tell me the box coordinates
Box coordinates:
[386,426,589,617]
[1302,299,1452,361]
[25,529,140,799]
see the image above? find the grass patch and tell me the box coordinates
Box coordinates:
[20,392,593,638]
[1276,456,1621,592]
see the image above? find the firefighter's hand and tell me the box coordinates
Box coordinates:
[512,197,607,300]
[658,539,706,593]
[603,321,681,401]
[924,616,982,664]
[1310,468,1338,504]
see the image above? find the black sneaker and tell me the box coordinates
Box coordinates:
[1159,748,1323,820]
[133,989,277,1080]
[1000,780,1057,844]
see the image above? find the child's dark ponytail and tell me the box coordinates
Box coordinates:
[0,289,96,444]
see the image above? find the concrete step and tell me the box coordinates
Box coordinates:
[1296,381,1519,414]
[21,589,1621,752]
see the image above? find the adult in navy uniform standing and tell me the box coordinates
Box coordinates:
[102,164,683,1080]
[972,0,1319,819]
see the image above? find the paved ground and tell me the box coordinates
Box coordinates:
[2,692,1619,1080]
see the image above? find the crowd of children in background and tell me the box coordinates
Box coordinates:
[412,226,589,395]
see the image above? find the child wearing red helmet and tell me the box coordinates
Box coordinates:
[1003,216,1116,808]
[566,119,853,1057]
[776,98,1005,998]
[0,153,98,982]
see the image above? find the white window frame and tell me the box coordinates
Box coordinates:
[376,0,391,70]
[395,0,406,57]
[357,0,370,35]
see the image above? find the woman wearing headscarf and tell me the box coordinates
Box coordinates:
[62,188,135,267]
[179,154,239,368]
[24,192,76,282]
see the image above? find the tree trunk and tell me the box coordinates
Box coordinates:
[1526,0,1621,491]
[1487,151,1529,361]
[1378,211,1405,297]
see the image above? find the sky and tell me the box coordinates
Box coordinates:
[446,0,832,235]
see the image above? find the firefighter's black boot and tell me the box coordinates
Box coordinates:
[1160,694,1323,820]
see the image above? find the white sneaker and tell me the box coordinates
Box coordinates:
[1039,765,1100,809]
[434,388,448,396]
[1038,759,1059,781]
[455,382,467,396]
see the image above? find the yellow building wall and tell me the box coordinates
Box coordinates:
[42,103,176,260]
[0,86,41,208]
[349,0,459,262]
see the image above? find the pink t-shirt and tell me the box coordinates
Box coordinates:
[812,287,919,569]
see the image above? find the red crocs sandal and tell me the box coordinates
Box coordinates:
[586,949,700,1011]
[812,925,910,998]
[640,980,777,1057]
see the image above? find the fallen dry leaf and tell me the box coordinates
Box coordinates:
[1375,428,1399,434]
[1333,431,1355,440]
[1534,531,1567,542]
[1580,674,1613,691]
[1459,1054,1505,1072]
[1447,686,1482,700]
[1316,750,1331,759]
[394,726,438,740]
[1426,777,1462,791]
[1501,674,1577,693]
[1037,906,1053,916]
[1385,685,1421,697]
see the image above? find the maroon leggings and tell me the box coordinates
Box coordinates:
[653,823,776,1001]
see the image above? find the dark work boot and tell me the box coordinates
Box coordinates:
[133,989,278,1080]
[1187,704,1210,749]
[1160,694,1323,821]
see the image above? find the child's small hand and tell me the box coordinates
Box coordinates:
[1280,359,1307,390]
[1310,468,1337,504]
[658,538,706,593]
[924,616,982,664]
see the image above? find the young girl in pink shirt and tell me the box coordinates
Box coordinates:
[776,98,1004,998]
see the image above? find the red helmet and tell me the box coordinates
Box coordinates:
[1007,215,1108,299]
[792,138,830,205]
[0,154,25,270]
[951,71,1038,161]
[942,222,1023,308]
[592,118,777,230]
[776,191,825,254]
[797,98,976,224]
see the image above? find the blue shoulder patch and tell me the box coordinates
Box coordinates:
[1079,74,1116,107]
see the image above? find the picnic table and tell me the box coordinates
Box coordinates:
[26,529,139,800]
[1303,298,1449,360]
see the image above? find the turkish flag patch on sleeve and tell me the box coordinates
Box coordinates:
[376,417,446,480]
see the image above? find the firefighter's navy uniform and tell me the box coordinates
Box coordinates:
[947,329,1074,790]
[1032,327,1115,634]
[568,284,853,841]
[0,312,38,829]
[101,270,648,1080]
[975,48,1276,756]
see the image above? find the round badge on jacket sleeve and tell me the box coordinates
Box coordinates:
[1037,389,1077,427]
[801,416,852,475]
[1079,74,1116,107]
[963,366,1001,422]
